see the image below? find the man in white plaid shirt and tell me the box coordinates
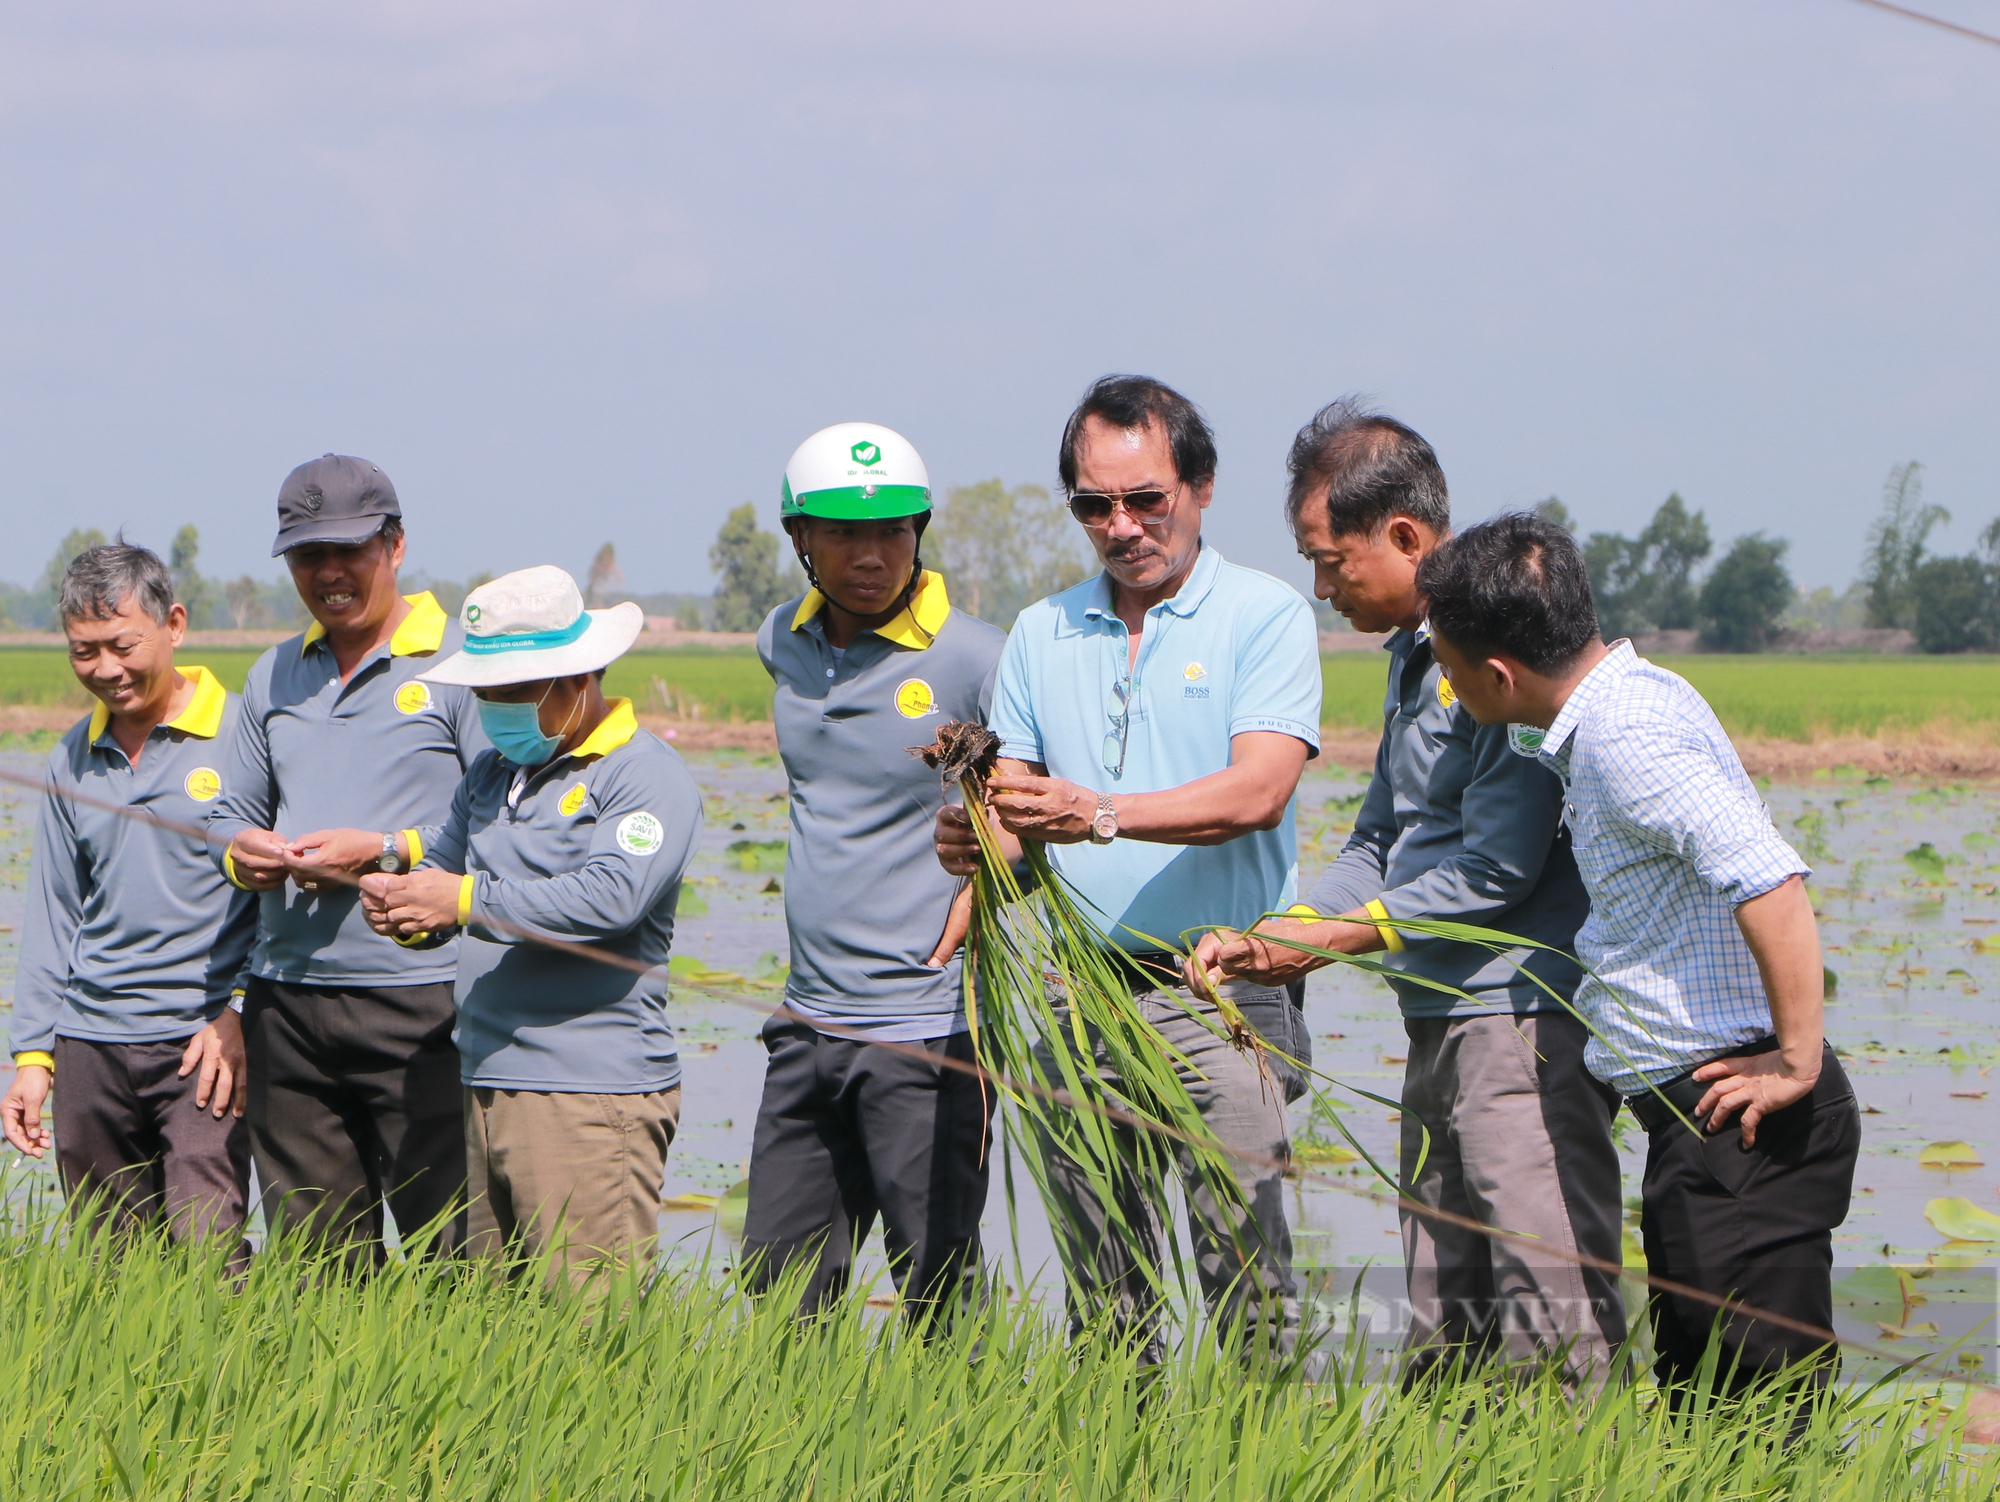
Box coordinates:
[1417,512,1860,1407]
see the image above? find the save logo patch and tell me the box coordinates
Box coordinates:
[1507,724,1546,757]
[617,811,665,856]
[394,681,432,715]
[184,767,221,803]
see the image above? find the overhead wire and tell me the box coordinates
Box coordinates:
[1846,0,2000,48]
[0,761,1992,1398]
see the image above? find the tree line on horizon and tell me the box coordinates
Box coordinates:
[4,464,1992,654]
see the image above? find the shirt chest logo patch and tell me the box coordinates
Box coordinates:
[184,767,221,802]
[1182,661,1209,698]
[617,811,664,855]
[894,678,937,718]
[394,681,432,715]
[558,782,589,817]
[1507,724,1546,757]
[1437,675,1457,709]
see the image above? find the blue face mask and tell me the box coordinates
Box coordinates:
[478,693,562,766]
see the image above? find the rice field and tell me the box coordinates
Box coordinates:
[0,1198,1992,1500]
[6,647,2000,742]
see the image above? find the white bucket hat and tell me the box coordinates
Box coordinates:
[420,565,644,688]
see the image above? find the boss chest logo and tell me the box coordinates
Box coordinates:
[895,678,937,718]
[184,767,221,803]
[1182,661,1210,700]
[394,681,432,715]
[617,811,664,855]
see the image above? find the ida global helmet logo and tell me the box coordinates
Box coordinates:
[850,440,882,466]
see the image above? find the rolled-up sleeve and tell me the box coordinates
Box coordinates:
[1596,713,1808,905]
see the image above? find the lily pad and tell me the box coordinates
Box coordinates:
[1919,1140,1986,1168]
[1904,842,1946,881]
[661,1192,721,1212]
[725,838,788,873]
[1924,1197,2000,1242]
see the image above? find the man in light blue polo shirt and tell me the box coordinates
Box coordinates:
[935,375,1321,1360]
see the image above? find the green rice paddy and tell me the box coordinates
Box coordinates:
[1,1200,1991,1500]
[6,647,2000,742]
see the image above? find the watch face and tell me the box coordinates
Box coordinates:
[379,852,399,872]
[1092,814,1117,840]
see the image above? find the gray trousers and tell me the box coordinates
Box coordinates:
[742,1018,994,1321]
[1399,1010,1627,1385]
[1034,985,1309,1362]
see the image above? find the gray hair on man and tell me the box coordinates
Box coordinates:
[1284,396,1452,539]
[58,541,176,625]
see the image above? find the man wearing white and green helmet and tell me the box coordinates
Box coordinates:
[745,422,1006,1324]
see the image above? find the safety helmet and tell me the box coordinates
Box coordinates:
[780,421,930,521]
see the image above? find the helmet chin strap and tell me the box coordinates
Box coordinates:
[792,519,929,634]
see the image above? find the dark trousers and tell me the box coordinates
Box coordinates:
[243,977,467,1265]
[52,1035,250,1253]
[1640,1042,1860,1394]
[742,1017,994,1321]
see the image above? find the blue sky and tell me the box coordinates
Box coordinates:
[1,1,1995,598]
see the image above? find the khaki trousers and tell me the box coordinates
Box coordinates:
[465,1086,680,1285]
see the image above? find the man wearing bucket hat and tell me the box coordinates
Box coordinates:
[358,566,702,1282]
[743,422,1005,1322]
[207,454,485,1266]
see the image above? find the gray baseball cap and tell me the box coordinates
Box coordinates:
[271,454,402,556]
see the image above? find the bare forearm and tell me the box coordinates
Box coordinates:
[1110,765,1291,845]
[1735,874,1824,1076]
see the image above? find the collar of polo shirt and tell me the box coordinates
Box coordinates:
[789,570,951,651]
[88,664,228,744]
[567,697,639,760]
[300,591,450,658]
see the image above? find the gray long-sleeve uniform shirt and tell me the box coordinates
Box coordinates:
[205,594,484,988]
[1303,629,1586,1017]
[11,667,258,1055]
[421,701,701,1093]
[756,572,1005,1034]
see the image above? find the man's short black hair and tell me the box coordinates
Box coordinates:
[1057,375,1217,494]
[1285,397,1450,539]
[1416,512,1600,674]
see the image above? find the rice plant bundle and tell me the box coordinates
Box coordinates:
[912,722,1268,1313]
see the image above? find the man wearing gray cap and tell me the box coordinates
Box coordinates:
[360,566,701,1285]
[207,454,485,1266]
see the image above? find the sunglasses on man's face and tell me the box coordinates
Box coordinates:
[1066,487,1177,528]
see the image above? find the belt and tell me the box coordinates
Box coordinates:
[1625,1034,1779,1134]
[1109,950,1185,994]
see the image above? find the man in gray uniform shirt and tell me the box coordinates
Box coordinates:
[208,455,484,1265]
[745,422,1005,1322]
[1189,401,1623,1384]
[3,544,257,1252]
[362,566,700,1286]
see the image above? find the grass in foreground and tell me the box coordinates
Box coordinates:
[2,1206,1993,1500]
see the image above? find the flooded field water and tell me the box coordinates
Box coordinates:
[2,749,1995,1366]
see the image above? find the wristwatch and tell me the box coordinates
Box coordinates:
[378,832,404,874]
[1089,793,1118,845]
